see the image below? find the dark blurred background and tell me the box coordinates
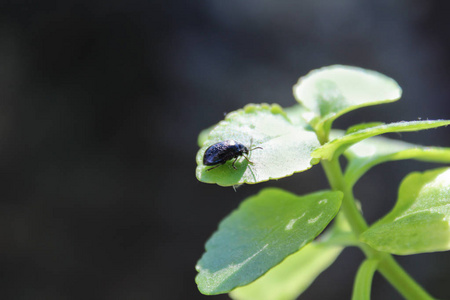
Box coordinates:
[0,0,449,299]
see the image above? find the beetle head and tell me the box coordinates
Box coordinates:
[237,143,248,154]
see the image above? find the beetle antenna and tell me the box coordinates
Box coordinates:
[249,146,263,151]
[248,137,263,151]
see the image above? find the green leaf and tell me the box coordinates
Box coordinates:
[312,120,450,161]
[352,259,379,300]
[196,104,321,186]
[360,167,450,255]
[229,243,342,300]
[318,211,359,247]
[195,188,343,295]
[346,122,385,135]
[283,104,314,128]
[198,124,216,147]
[293,65,402,131]
[344,135,450,186]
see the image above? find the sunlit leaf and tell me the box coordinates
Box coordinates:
[196,104,320,186]
[293,65,401,132]
[346,122,385,134]
[344,135,450,186]
[360,167,450,255]
[196,188,343,295]
[312,120,450,161]
[283,104,314,127]
[198,124,216,147]
[229,243,342,300]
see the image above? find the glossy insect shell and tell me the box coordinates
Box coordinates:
[203,140,249,166]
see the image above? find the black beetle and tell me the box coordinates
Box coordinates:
[203,140,262,171]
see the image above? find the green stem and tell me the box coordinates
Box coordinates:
[352,259,379,300]
[378,255,435,300]
[320,158,435,300]
[321,159,368,236]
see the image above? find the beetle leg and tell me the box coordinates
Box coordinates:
[206,164,223,171]
[243,155,254,165]
[232,157,239,169]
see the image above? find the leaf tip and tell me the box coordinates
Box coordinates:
[310,157,321,165]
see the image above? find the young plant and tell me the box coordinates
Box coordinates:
[194,65,450,300]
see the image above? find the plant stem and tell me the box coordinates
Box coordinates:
[321,159,368,235]
[378,255,435,300]
[320,158,435,300]
[352,259,379,300]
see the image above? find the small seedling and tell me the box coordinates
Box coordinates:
[194,65,450,300]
